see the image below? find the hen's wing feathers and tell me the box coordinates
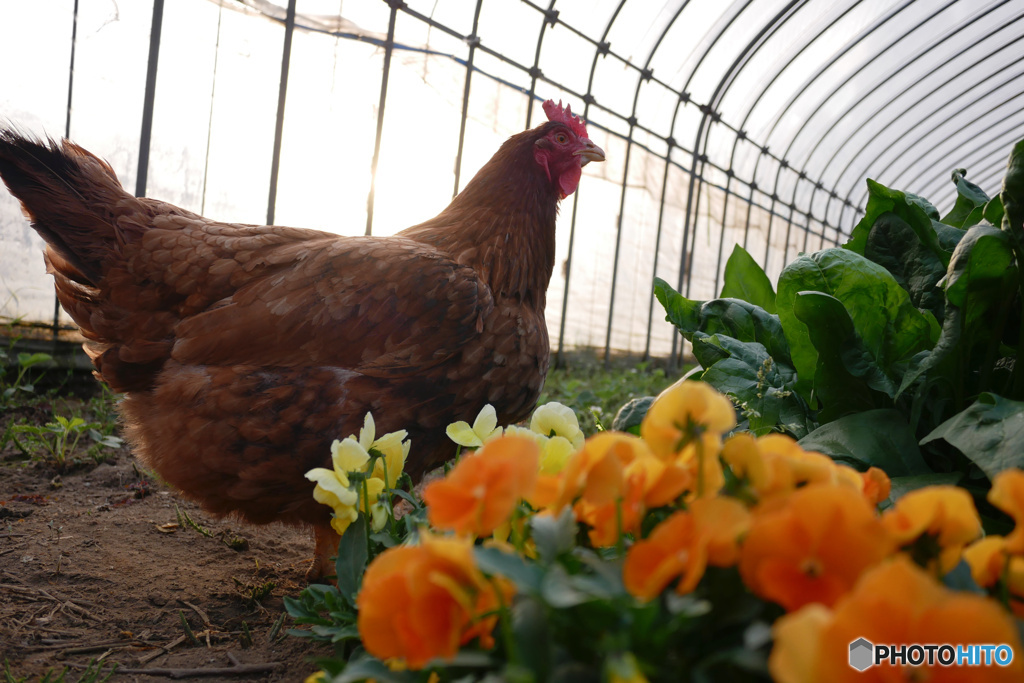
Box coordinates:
[155,217,493,376]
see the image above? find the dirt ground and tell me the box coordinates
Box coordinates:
[0,399,335,682]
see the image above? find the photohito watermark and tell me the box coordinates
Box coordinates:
[849,638,1015,671]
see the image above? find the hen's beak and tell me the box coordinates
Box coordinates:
[575,139,606,167]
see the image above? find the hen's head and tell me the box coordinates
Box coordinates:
[533,100,605,199]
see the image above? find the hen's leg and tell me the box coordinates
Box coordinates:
[306,525,341,582]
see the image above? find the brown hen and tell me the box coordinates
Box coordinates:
[0,101,604,578]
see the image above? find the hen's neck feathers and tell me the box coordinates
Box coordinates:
[401,127,559,307]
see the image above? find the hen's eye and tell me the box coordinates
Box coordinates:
[555,133,568,144]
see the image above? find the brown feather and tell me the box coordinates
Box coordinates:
[0,119,595,576]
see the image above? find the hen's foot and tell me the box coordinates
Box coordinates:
[305,525,341,583]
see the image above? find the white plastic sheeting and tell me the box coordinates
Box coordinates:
[2,0,1022,359]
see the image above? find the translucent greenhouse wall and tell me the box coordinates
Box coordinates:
[2,0,1022,362]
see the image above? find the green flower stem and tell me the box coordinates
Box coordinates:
[360,478,372,559]
[979,283,1015,394]
[1013,264,1024,399]
[696,440,705,499]
[615,497,625,558]
[489,576,518,667]
[378,452,398,538]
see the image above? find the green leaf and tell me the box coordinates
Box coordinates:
[940,224,1015,307]
[884,473,964,507]
[777,249,933,402]
[793,291,895,417]
[895,307,961,398]
[940,168,990,229]
[16,352,53,370]
[337,653,415,683]
[846,180,949,266]
[697,299,792,366]
[797,409,930,476]
[654,277,700,334]
[540,564,598,608]
[1000,138,1024,246]
[530,507,576,563]
[512,597,551,681]
[474,546,544,594]
[921,393,1024,480]
[859,211,948,320]
[697,335,812,438]
[984,196,1005,228]
[720,244,777,313]
[655,278,790,365]
[335,517,368,607]
[611,396,654,436]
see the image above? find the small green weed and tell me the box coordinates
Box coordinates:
[539,358,677,434]
[6,414,122,471]
[1,351,53,405]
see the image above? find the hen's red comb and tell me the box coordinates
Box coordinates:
[543,100,589,139]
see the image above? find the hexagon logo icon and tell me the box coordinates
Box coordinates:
[849,638,874,671]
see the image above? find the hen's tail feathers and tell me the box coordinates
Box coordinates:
[0,130,135,285]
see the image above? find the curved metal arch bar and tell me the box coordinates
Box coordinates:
[848,85,1024,211]
[750,0,947,158]
[679,0,807,297]
[836,66,1024,227]
[723,0,865,266]
[781,0,1011,178]
[901,118,1024,202]
[605,1,694,364]
[817,28,1024,233]
[767,0,965,264]
[658,0,805,363]
[554,0,627,366]
[451,0,486,199]
[524,0,559,128]
[790,2,1018,245]
[680,0,814,289]
[750,0,931,249]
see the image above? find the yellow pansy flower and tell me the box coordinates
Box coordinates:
[530,402,585,449]
[446,404,502,448]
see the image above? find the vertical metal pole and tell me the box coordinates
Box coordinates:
[201,3,223,216]
[365,4,399,236]
[452,0,484,199]
[557,0,626,367]
[266,0,297,226]
[64,0,78,140]
[603,134,633,366]
[136,0,164,198]
[55,0,80,342]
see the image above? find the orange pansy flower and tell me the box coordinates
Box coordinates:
[640,379,736,460]
[964,535,1024,617]
[357,533,515,669]
[423,435,538,537]
[721,432,862,503]
[623,497,751,600]
[739,483,894,611]
[964,535,1009,589]
[553,431,650,511]
[881,486,982,574]
[860,467,891,507]
[623,452,693,508]
[988,468,1024,553]
[575,468,647,547]
[771,557,1024,683]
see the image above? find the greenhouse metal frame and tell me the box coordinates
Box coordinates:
[2,0,1022,365]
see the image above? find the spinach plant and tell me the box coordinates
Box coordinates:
[654,138,1024,502]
